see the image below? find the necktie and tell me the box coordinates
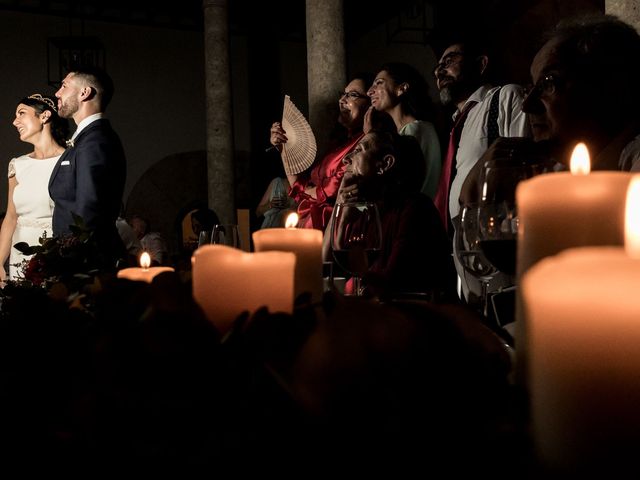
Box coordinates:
[433,100,478,232]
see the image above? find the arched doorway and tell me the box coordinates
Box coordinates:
[125,151,209,260]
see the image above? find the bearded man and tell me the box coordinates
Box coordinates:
[432,38,531,309]
[50,65,127,269]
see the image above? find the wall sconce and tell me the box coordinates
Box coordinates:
[47,36,106,87]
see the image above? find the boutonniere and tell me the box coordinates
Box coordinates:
[65,139,75,148]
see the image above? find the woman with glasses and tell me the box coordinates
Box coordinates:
[268,73,386,231]
[367,62,442,199]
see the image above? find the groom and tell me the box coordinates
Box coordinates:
[49,65,127,268]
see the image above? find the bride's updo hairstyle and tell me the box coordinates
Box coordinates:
[19,93,70,148]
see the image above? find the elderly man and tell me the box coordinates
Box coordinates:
[457,14,640,338]
[462,14,640,207]
[523,14,640,171]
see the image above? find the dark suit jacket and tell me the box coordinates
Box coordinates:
[49,118,127,267]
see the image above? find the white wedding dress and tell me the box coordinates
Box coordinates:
[8,154,59,280]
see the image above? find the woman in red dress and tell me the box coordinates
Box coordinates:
[269,74,373,231]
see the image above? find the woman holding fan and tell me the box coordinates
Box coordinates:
[268,74,374,231]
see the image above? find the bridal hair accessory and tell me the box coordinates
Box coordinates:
[65,139,74,148]
[280,95,317,176]
[28,94,57,113]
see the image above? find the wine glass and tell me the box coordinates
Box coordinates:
[330,202,382,296]
[197,230,211,248]
[211,224,241,249]
[456,204,497,317]
[477,159,551,276]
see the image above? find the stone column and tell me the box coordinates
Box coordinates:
[202,0,235,224]
[305,0,346,157]
[606,0,640,31]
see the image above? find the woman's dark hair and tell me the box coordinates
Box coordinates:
[18,94,69,148]
[351,71,374,91]
[377,62,434,122]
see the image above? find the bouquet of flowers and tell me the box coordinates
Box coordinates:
[10,214,104,298]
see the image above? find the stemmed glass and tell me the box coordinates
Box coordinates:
[477,159,551,276]
[330,202,382,296]
[197,230,211,248]
[211,224,241,249]
[456,204,497,317]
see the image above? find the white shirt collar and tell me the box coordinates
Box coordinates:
[71,112,104,140]
[452,84,492,121]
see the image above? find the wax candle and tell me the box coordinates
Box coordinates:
[514,144,634,386]
[117,251,174,283]
[516,143,633,278]
[252,212,323,303]
[522,176,640,473]
[192,244,295,334]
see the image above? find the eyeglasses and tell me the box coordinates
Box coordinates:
[523,74,560,99]
[338,91,368,101]
[433,51,464,75]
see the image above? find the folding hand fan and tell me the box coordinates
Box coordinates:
[281,95,317,176]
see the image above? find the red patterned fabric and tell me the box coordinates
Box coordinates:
[290,133,364,231]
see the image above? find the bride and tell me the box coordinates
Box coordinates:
[0,94,69,281]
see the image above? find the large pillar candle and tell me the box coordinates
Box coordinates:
[522,247,640,473]
[516,161,632,278]
[192,245,295,334]
[514,145,634,386]
[252,213,323,303]
[522,176,640,474]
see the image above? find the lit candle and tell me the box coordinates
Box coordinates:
[516,143,634,278]
[252,212,323,304]
[192,244,295,334]
[117,252,175,283]
[513,144,635,386]
[522,175,640,473]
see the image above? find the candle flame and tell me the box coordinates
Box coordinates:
[140,252,151,269]
[625,175,640,259]
[570,143,590,175]
[284,212,299,228]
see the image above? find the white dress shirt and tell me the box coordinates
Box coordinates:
[71,112,104,141]
[449,84,531,219]
[449,84,531,305]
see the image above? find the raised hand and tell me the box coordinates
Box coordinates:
[363,106,375,134]
[269,122,288,152]
[337,171,360,203]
